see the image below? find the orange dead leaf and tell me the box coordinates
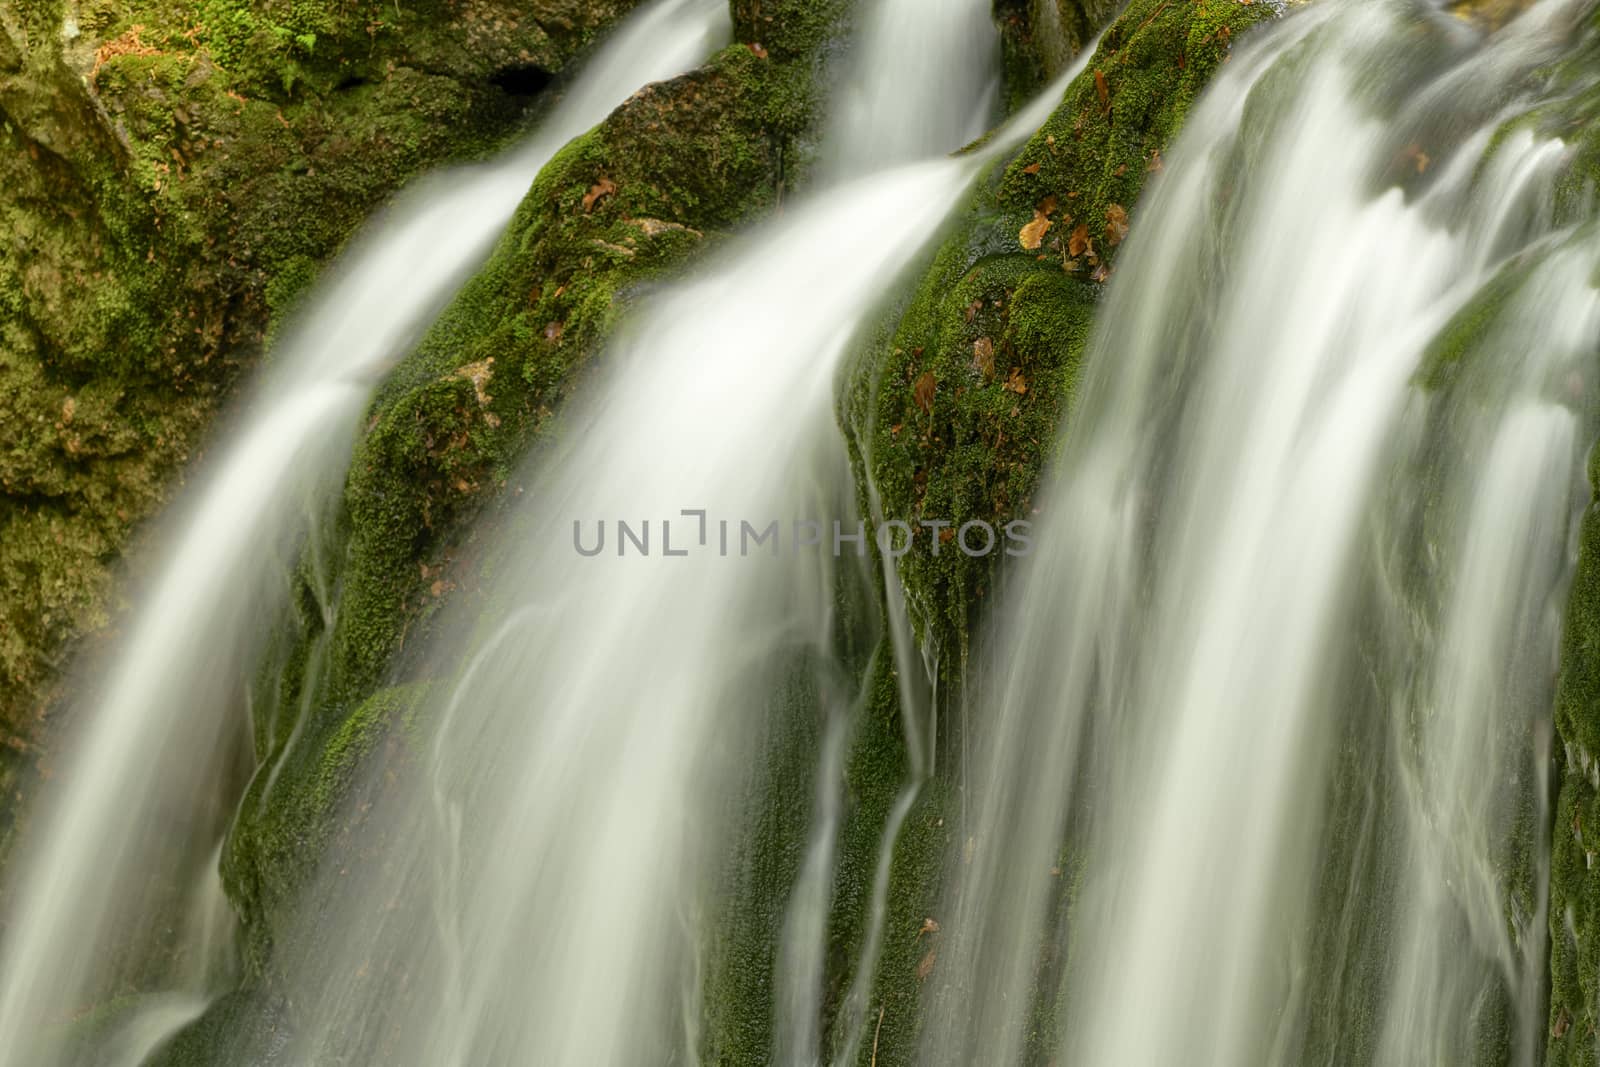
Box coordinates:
[1005,367,1027,395]
[747,41,769,59]
[1068,223,1091,258]
[1019,213,1052,251]
[1094,69,1110,111]
[917,948,937,981]
[1021,161,1042,175]
[913,371,936,415]
[582,175,617,213]
[1147,148,1164,173]
[1105,203,1129,247]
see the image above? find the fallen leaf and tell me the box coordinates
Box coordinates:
[1021,161,1042,175]
[747,41,769,58]
[1147,148,1164,173]
[1105,203,1129,247]
[1019,213,1052,250]
[914,371,936,415]
[964,298,983,323]
[1006,367,1028,395]
[1094,69,1110,111]
[1038,195,1059,217]
[582,175,617,213]
[917,948,937,981]
[1090,263,1111,283]
[973,337,996,378]
[918,917,941,938]
[1068,223,1091,258]
[60,396,75,425]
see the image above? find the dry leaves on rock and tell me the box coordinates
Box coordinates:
[1105,203,1129,247]
[582,175,617,213]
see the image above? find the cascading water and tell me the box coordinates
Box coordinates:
[233,6,1093,1064]
[824,0,999,177]
[923,1,1600,1065]
[10,0,1600,1062]
[0,2,725,1062]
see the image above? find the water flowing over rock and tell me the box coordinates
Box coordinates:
[3,0,1600,1064]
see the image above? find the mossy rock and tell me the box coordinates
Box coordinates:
[0,0,648,774]
[840,0,1273,719]
[219,0,850,991]
[994,0,1124,110]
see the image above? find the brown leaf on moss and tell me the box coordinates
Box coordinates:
[1094,69,1110,111]
[973,336,995,378]
[1021,161,1042,175]
[917,948,938,981]
[914,371,936,414]
[747,41,769,59]
[1019,213,1052,250]
[964,298,983,324]
[1105,203,1130,247]
[582,175,617,213]
[1005,367,1027,395]
[1090,263,1111,283]
[1068,223,1091,258]
[1148,148,1164,173]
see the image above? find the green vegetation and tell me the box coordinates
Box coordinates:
[839,0,1273,719]
[209,0,853,1029]
[0,0,643,774]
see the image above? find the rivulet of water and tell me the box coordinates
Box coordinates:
[922,1,1600,1064]
[0,2,726,1062]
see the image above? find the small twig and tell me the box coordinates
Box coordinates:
[870,1003,885,1067]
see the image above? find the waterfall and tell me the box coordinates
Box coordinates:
[825,0,1000,177]
[243,8,1095,1064]
[924,0,1600,1064]
[0,2,725,1062]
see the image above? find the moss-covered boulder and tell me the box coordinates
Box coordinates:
[839,0,1273,718]
[219,0,850,990]
[994,0,1124,108]
[0,0,643,772]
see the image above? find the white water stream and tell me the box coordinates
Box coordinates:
[923,1,1600,1065]
[249,4,1088,1063]
[0,2,726,1062]
[5,0,1600,1064]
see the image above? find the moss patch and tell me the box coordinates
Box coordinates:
[840,0,1272,712]
[0,0,648,765]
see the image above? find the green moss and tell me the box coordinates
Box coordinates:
[840,0,1269,710]
[994,0,1123,112]
[320,36,837,708]
[213,0,852,1013]
[0,0,644,765]
[221,680,430,971]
